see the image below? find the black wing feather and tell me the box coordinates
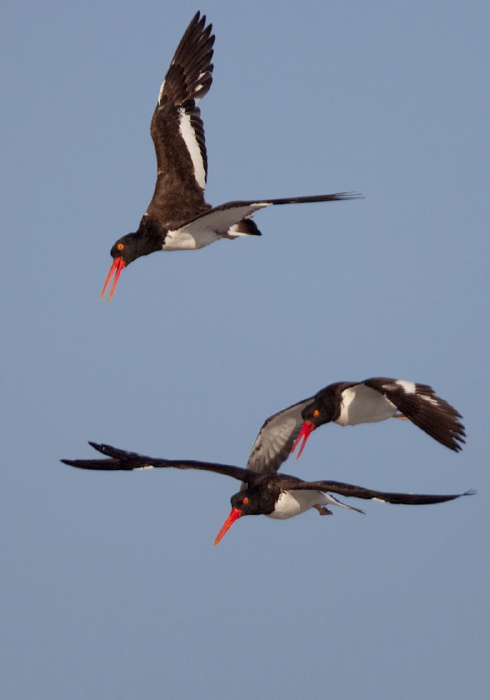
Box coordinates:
[145,12,215,223]
[290,478,475,505]
[364,378,466,451]
[61,442,260,485]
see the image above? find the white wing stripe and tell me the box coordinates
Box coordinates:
[393,380,417,394]
[178,108,206,189]
[157,80,166,104]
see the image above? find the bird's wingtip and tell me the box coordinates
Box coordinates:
[88,441,107,453]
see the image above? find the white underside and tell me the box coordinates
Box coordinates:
[162,228,221,250]
[162,203,270,251]
[266,490,359,519]
[336,385,397,425]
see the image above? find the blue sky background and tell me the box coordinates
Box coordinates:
[2,1,489,698]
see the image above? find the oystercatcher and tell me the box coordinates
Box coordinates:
[101,12,360,301]
[61,442,473,544]
[246,377,465,476]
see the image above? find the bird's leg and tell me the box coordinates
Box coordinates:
[393,412,409,420]
[314,505,333,516]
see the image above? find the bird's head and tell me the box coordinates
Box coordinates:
[101,231,160,301]
[100,233,138,301]
[291,396,331,459]
[213,485,275,545]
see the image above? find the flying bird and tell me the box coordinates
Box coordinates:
[101,12,360,301]
[246,377,465,476]
[61,442,473,544]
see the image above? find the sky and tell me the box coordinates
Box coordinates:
[2,0,489,698]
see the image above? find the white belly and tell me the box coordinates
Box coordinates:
[336,384,397,425]
[163,227,221,251]
[266,490,329,519]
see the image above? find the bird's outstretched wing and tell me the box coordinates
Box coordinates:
[144,12,215,225]
[363,378,466,451]
[61,442,259,484]
[290,478,475,505]
[245,398,313,475]
[177,192,361,237]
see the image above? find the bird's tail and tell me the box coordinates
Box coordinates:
[226,217,262,238]
[323,492,365,514]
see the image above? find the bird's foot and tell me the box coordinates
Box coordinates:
[314,505,333,516]
[393,412,409,420]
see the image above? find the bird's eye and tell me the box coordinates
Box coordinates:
[313,409,320,417]
[116,243,125,251]
[242,497,249,505]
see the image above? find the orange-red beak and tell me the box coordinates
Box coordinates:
[290,421,315,459]
[214,507,242,545]
[101,257,125,302]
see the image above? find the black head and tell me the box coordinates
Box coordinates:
[111,233,146,267]
[114,216,165,264]
[101,229,162,302]
[291,387,341,459]
[302,397,332,428]
[231,484,277,516]
[213,483,278,544]
[302,384,345,427]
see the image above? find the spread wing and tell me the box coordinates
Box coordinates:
[144,12,215,226]
[363,378,466,451]
[62,442,260,485]
[177,192,361,237]
[289,478,475,505]
[245,398,313,475]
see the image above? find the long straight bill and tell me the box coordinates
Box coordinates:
[214,507,242,545]
[101,257,125,302]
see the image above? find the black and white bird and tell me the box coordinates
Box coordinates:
[61,442,473,544]
[101,12,359,300]
[246,377,465,476]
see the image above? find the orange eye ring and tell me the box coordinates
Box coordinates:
[242,497,249,505]
[116,243,125,251]
[312,409,320,417]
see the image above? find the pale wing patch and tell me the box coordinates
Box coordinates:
[247,415,298,472]
[418,392,440,407]
[178,108,207,189]
[193,71,208,101]
[246,398,311,474]
[390,380,440,407]
[393,380,417,394]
